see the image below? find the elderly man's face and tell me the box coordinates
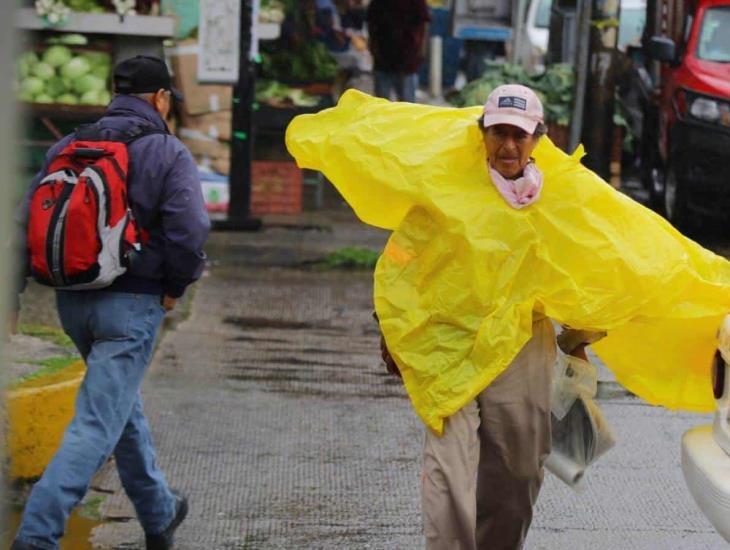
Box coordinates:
[482,124,539,179]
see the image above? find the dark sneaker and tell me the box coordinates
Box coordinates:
[10,541,44,550]
[145,490,189,550]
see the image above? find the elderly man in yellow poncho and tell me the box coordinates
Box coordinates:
[286,86,730,550]
[380,85,592,550]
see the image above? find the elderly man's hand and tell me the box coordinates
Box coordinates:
[380,335,401,378]
[161,295,178,312]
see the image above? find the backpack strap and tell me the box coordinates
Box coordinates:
[74,123,105,142]
[122,124,168,143]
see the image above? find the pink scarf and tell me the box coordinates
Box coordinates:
[488,161,544,209]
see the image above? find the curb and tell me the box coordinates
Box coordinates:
[6,359,86,479]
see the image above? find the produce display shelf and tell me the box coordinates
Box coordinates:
[254,99,335,132]
[16,8,174,38]
[22,102,107,120]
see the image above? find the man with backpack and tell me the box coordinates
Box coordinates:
[10,55,210,550]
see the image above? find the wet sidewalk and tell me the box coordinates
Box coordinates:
[7,206,727,549]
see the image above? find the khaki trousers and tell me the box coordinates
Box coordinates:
[422,317,556,550]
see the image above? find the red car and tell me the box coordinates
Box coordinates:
[641,0,730,226]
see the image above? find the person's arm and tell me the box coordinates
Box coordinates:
[381,334,401,378]
[158,145,211,303]
[374,311,402,378]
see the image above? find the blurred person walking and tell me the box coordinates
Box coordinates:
[367,0,430,102]
[314,0,373,97]
[10,55,210,550]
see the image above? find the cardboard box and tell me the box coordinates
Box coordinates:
[209,156,230,176]
[168,39,233,116]
[179,128,231,160]
[191,153,230,176]
[180,110,232,142]
[180,127,231,175]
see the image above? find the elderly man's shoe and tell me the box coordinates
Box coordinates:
[10,541,44,550]
[145,490,189,550]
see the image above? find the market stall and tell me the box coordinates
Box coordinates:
[14,1,174,196]
[170,0,352,217]
[15,0,361,218]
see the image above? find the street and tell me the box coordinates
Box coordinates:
[4,0,730,546]
[72,212,727,549]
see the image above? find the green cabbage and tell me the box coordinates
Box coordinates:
[43,45,73,68]
[73,74,106,95]
[17,89,35,102]
[32,62,56,81]
[60,56,91,80]
[18,51,39,79]
[18,62,30,79]
[90,64,111,81]
[45,76,67,98]
[450,62,576,125]
[20,77,45,96]
[46,33,89,46]
[82,51,111,67]
[19,51,39,68]
[79,90,101,105]
[55,93,79,105]
[34,94,55,104]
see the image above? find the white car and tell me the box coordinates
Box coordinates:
[681,316,730,542]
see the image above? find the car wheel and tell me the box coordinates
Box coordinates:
[664,167,688,228]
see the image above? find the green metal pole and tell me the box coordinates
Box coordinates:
[221,0,261,230]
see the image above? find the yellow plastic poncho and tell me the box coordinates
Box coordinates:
[286,90,730,434]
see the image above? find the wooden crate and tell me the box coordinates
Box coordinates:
[251,161,303,215]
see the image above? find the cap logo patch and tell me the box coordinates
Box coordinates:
[498,96,527,111]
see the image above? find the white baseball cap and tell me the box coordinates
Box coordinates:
[482,84,544,134]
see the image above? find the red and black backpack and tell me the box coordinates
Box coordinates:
[27,124,162,289]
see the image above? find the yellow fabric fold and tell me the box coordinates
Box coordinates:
[286,90,730,434]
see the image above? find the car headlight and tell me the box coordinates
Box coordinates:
[689,95,730,127]
[690,97,720,121]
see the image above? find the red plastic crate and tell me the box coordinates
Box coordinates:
[251,161,303,215]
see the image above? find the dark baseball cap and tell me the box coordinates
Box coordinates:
[113,55,183,102]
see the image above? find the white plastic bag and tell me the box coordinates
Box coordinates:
[551,349,598,420]
[547,349,616,489]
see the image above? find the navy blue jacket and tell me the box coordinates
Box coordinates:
[16,95,211,299]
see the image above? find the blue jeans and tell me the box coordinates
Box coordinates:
[374,71,418,102]
[15,291,175,550]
